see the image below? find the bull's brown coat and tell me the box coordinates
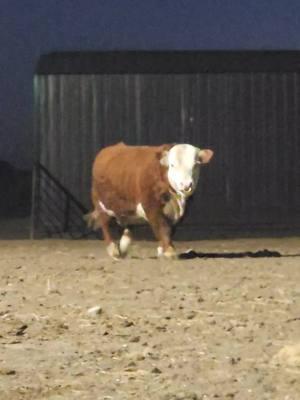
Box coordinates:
[92,142,172,216]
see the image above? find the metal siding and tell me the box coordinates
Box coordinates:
[34,72,300,235]
[139,75,184,145]
[292,74,300,210]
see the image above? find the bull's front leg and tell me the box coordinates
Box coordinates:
[144,207,177,259]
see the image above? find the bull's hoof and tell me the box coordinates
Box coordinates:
[157,246,177,259]
[107,242,121,260]
[164,246,178,259]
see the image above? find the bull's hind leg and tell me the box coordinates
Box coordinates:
[97,213,132,259]
[96,211,121,259]
[90,186,121,259]
[89,188,132,259]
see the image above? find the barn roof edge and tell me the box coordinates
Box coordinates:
[36,50,300,75]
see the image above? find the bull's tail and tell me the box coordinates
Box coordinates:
[83,209,101,230]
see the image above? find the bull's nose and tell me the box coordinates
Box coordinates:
[183,182,193,192]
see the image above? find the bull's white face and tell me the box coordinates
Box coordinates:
[162,144,213,196]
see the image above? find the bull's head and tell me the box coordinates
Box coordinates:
[160,144,214,196]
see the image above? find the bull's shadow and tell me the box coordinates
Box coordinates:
[178,249,300,259]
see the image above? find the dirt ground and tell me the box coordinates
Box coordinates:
[0,238,299,400]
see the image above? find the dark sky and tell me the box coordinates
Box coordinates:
[1,0,300,168]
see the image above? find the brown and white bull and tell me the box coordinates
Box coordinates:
[86,142,213,259]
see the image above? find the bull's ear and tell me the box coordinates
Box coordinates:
[159,150,169,167]
[197,149,214,164]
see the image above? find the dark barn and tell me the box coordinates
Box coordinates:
[31,51,300,238]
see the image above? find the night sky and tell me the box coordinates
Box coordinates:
[1,0,300,169]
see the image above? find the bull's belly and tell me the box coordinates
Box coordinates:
[119,215,147,226]
[99,195,186,226]
[99,201,148,226]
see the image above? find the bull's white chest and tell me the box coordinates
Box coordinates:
[163,192,186,223]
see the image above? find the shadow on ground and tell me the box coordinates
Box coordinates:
[178,249,298,259]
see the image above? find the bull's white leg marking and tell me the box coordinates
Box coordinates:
[119,229,132,257]
[107,242,120,259]
[99,201,116,217]
[157,246,164,257]
[136,203,148,221]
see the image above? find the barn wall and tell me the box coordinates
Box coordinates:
[34,72,300,233]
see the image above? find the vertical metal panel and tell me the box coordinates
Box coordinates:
[34,71,300,234]
[292,73,300,209]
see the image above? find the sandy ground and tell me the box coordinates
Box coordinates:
[0,238,299,400]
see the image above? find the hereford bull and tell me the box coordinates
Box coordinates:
[86,142,213,259]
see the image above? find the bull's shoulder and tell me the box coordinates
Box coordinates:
[139,164,170,207]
